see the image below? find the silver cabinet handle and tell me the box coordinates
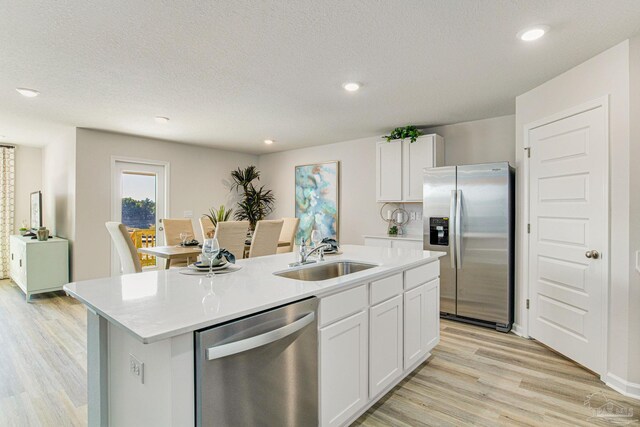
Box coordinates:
[585,250,600,259]
[455,190,462,269]
[206,312,315,360]
[449,190,456,269]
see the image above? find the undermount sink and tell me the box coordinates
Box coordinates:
[273,261,378,281]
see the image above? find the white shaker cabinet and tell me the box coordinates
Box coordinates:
[9,235,69,301]
[320,310,368,427]
[369,295,403,397]
[376,134,444,202]
[404,278,440,369]
[319,260,440,427]
[376,139,403,201]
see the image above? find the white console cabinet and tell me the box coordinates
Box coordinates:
[9,235,69,301]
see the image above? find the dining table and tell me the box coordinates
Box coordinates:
[138,245,202,269]
[139,241,292,269]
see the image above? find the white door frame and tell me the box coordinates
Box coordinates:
[521,95,610,377]
[110,156,171,275]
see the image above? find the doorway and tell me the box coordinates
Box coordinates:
[111,158,169,275]
[525,100,608,376]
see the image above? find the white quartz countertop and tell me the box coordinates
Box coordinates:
[64,245,443,344]
[363,234,423,241]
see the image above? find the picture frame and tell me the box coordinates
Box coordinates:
[294,161,340,243]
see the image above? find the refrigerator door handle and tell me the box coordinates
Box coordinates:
[455,190,462,269]
[449,189,457,269]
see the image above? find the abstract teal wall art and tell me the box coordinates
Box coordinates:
[295,161,339,243]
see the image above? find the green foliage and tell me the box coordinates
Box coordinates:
[230,165,261,193]
[388,225,398,235]
[382,125,422,143]
[121,197,156,229]
[204,205,233,228]
[230,166,275,230]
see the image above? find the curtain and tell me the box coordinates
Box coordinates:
[0,146,15,279]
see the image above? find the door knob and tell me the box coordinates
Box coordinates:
[585,250,600,259]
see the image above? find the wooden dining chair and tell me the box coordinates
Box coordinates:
[162,218,196,267]
[105,222,142,274]
[277,217,300,253]
[199,216,215,240]
[249,220,284,258]
[214,221,249,260]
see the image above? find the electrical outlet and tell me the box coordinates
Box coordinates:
[416,211,422,221]
[410,212,416,221]
[183,210,193,218]
[129,354,144,384]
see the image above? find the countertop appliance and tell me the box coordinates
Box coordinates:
[423,162,514,332]
[195,297,318,426]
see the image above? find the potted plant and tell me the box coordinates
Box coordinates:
[382,125,422,143]
[19,220,28,236]
[230,165,275,231]
[204,205,233,228]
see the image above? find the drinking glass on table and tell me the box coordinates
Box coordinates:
[310,230,322,248]
[311,230,324,259]
[180,232,188,246]
[202,238,220,278]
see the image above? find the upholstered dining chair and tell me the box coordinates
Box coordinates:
[214,221,249,260]
[199,216,215,240]
[105,222,142,274]
[277,217,300,254]
[248,220,284,258]
[162,218,196,268]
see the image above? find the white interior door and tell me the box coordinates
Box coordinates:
[111,160,167,274]
[528,106,607,374]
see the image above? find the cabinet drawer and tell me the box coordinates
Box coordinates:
[370,274,403,305]
[320,285,367,327]
[391,240,422,250]
[404,261,439,290]
[364,238,392,248]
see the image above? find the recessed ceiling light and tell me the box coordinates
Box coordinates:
[16,88,40,97]
[154,116,170,123]
[342,82,361,92]
[264,139,274,145]
[518,25,549,42]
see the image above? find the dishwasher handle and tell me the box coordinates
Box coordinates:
[206,312,315,360]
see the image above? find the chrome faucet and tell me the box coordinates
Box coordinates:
[302,244,330,263]
[289,239,331,267]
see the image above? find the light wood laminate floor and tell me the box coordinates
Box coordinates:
[0,279,637,426]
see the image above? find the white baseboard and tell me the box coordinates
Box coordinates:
[604,372,640,400]
[511,323,528,338]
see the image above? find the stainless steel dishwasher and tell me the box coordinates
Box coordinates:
[195,297,318,427]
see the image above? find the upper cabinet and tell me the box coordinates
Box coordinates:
[376,134,444,202]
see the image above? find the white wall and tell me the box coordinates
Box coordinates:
[13,145,42,233]
[627,34,640,390]
[42,129,76,243]
[73,129,257,281]
[258,136,394,244]
[423,115,515,166]
[515,40,634,391]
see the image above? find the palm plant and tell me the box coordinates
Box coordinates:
[230,165,260,193]
[230,166,275,230]
[204,205,233,228]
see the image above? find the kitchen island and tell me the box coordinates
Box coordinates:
[65,245,444,427]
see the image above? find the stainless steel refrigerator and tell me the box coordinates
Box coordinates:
[423,162,514,332]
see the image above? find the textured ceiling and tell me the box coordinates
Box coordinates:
[2,1,640,154]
